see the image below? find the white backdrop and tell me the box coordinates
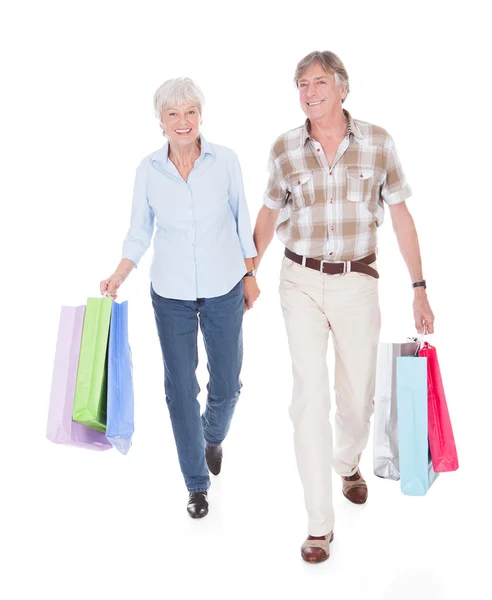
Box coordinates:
[1,1,491,598]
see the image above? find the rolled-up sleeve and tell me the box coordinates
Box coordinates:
[380,137,412,205]
[263,149,290,210]
[122,158,155,266]
[228,152,257,258]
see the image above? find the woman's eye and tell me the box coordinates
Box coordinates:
[188,111,195,115]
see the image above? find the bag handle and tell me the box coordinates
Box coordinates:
[413,323,428,355]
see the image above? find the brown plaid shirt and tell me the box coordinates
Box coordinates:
[263,110,412,261]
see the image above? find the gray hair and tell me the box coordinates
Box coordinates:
[153,77,205,119]
[294,51,350,103]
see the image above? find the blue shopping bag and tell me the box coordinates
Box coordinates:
[396,356,438,496]
[106,300,134,454]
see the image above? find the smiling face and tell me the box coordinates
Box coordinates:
[160,102,201,148]
[298,62,346,122]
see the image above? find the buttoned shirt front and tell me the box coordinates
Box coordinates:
[122,136,257,300]
[263,110,412,261]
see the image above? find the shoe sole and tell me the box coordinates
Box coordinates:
[187,509,209,519]
[301,532,334,564]
[342,491,368,504]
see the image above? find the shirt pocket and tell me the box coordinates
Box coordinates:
[346,167,374,202]
[288,171,315,210]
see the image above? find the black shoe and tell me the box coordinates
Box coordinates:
[205,443,223,476]
[187,491,209,519]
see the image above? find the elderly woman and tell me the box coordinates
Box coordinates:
[100,77,259,518]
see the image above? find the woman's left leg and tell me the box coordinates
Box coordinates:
[198,280,244,448]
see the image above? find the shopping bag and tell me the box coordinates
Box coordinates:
[72,297,113,432]
[397,356,439,496]
[419,342,458,472]
[373,340,419,480]
[106,300,134,454]
[47,305,111,450]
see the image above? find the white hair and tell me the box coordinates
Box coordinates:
[153,77,205,119]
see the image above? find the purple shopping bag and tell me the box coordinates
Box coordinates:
[47,305,111,450]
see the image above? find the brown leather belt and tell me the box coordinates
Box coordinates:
[284,248,379,279]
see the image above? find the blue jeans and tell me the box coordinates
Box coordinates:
[151,280,244,492]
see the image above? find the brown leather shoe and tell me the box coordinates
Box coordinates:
[205,443,223,476]
[301,531,334,564]
[342,470,368,504]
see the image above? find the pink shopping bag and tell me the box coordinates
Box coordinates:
[47,305,111,450]
[419,342,458,472]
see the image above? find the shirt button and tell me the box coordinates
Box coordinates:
[297,180,301,185]
[360,173,363,178]
[330,199,333,204]
[329,252,333,256]
[330,227,334,232]
[317,148,320,152]
[329,171,333,176]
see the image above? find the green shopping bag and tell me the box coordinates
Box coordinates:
[72,297,113,432]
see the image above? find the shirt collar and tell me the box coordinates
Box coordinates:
[300,109,362,147]
[152,133,215,164]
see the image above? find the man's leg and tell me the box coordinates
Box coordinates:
[279,259,333,537]
[325,269,381,478]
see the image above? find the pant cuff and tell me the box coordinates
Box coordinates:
[187,485,210,493]
[204,440,221,447]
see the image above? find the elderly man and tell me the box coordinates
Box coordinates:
[253,51,435,563]
[101,77,259,519]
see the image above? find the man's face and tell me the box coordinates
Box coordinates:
[298,62,345,121]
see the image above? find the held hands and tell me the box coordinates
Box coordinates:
[100,273,124,300]
[413,289,435,334]
[243,276,261,312]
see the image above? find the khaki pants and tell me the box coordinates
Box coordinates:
[279,256,381,536]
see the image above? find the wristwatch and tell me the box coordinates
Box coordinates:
[412,280,426,289]
[244,270,257,277]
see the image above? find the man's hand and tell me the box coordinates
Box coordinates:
[413,289,435,334]
[243,277,261,312]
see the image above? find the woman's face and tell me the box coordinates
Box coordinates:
[160,102,201,148]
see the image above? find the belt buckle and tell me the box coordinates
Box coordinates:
[320,260,351,275]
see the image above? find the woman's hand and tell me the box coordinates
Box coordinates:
[100,273,124,300]
[243,276,260,312]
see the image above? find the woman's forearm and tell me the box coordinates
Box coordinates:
[113,258,136,281]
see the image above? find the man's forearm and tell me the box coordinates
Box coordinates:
[390,204,424,283]
[253,205,280,268]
